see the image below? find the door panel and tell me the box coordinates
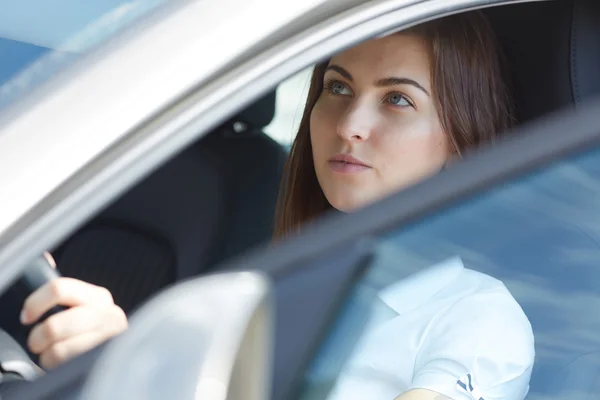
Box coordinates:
[270,239,374,400]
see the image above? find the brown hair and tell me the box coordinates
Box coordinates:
[273,11,514,239]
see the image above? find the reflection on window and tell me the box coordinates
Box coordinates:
[298,144,600,400]
[264,68,312,148]
[0,0,170,109]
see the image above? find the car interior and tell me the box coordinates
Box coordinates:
[2,0,600,398]
[52,91,288,316]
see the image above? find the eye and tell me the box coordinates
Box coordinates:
[386,93,414,108]
[325,79,352,96]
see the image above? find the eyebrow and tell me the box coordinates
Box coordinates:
[324,64,430,96]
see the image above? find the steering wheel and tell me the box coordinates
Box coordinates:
[0,328,42,384]
[0,255,69,391]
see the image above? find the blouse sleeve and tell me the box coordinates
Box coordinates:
[409,289,535,400]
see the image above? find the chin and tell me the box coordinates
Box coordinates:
[326,191,374,213]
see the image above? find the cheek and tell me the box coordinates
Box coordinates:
[377,115,449,179]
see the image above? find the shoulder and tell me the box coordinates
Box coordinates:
[426,275,534,357]
[412,273,535,399]
[455,272,531,331]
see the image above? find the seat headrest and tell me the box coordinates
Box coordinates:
[570,0,600,105]
[230,90,277,132]
[485,0,600,124]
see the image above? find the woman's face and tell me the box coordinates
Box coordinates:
[310,33,449,212]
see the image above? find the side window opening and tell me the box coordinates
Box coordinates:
[264,67,312,150]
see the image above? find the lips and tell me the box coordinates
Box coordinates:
[328,154,371,173]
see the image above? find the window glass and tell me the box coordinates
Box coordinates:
[297,143,600,399]
[264,67,312,148]
[0,0,170,109]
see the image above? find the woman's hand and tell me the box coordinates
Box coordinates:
[20,278,128,369]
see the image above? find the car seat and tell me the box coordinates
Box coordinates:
[52,91,287,315]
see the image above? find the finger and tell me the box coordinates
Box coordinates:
[39,330,114,370]
[21,278,114,325]
[27,305,126,355]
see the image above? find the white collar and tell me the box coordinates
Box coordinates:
[377,256,465,314]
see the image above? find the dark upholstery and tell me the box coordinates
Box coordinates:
[569,0,600,105]
[53,90,286,314]
[485,0,600,124]
[485,1,575,124]
[55,145,223,313]
[200,131,287,267]
[236,91,277,129]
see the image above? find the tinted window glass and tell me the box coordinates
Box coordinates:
[296,143,600,400]
[0,0,170,109]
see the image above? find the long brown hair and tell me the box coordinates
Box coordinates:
[274,11,514,239]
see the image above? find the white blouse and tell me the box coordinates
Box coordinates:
[325,256,535,400]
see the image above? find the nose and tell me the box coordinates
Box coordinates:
[336,99,375,142]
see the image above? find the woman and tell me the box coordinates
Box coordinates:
[274,10,533,400]
[274,12,514,237]
[20,10,533,398]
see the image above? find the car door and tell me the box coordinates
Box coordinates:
[0,0,577,398]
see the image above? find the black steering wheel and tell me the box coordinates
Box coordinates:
[0,255,69,392]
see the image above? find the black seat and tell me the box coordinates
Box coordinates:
[485,0,600,124]
[52,91,287,315]
[485,1,573,125]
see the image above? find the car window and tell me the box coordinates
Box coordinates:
[0,0,171,109]
[264,67,312,149]
[295,140,600,399]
